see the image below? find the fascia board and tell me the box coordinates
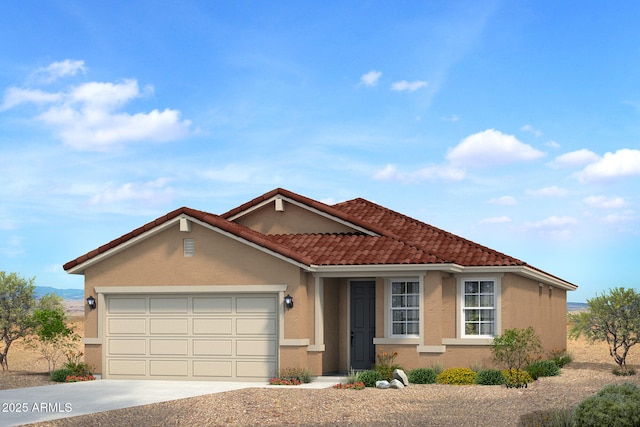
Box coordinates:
[460,265,577,291]
[227,195,379,236]
[311,263,464,277]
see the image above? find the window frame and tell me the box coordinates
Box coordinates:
[388,278,420,338]
[458,275,501,339]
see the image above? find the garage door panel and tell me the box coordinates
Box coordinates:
[193,339,232,356]
[193,297,232,313]
[237,340,276,356]
[150,297,188,313]
[236,317,276,335]
[109,359,146,376]
[106,293,278,381]
[150,360,188,377]
[108,339,146,355]
[150,339,188,356]
[108,318,146,334]
[193,318,232,335]
[149,318,188,334]
[193,361,232,377]
[109,298,146,313]
[236,297,276,313]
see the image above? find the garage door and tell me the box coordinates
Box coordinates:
[105,294,278,381]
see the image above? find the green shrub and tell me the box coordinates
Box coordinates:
[526,360,560,380]
[50,368,74,382]
[519,407,574,427]
[503,369,533,388]
[408,368,437,384]
[573,383,640,426]
[357,369,383,388]
[278,367,313,383]
[613,366,637,376]
[374,348,402,381]
[548,349,572,368]
[64,361,92,377]
[475,369,506,385]
[436,368,476,385]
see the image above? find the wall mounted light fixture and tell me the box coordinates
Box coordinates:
[87,295,97,310]
[284,294,294,309]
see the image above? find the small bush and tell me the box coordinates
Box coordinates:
[519,407,574,427]
[357,370,383,388]
[270,378,301,386]
[613,366,637,376]
[526,360,560,380]
[548,349,572,368]
[333,381,365,390]
[408,368,437,384]
[374,348,402,381]
[475,369,506,385]
[436,368,476,385]
[573,383,640,426]
[503,369,533,388]
[50,368,74,383]
[64,361,92,377]
[278,367,312,383]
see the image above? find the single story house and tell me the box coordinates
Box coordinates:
[64,188,576,381]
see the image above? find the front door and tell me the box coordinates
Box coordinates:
[350,280,376,370]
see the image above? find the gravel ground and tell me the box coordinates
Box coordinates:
[23,365,640,427]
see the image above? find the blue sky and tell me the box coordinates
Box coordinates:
[1,1,639,302]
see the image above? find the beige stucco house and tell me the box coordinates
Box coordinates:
[64,188,576,381]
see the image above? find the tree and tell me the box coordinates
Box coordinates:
[28,294,79,373]
[492,327,542,372]
[0,272,37,371]
[569,287,640,374]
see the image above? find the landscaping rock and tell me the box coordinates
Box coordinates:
[389,379,405,389]
[393,369,409,386]
[376,380,390,389]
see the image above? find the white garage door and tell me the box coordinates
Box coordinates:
[105,294,278,381]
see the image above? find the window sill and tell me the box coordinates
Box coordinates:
[373,337,420,345]
[441,338,493,346]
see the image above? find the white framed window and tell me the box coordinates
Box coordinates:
[389,279,419,337]
[461,278,497,338]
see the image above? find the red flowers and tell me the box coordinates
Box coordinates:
[65,375,96,382]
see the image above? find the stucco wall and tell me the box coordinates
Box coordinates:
[322,278,340,373]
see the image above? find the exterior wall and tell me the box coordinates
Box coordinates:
[322,278,341,373]
[83,221,312,376]
[234,201,358,234]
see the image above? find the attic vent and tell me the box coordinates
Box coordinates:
[275,198,285,211]
[183,238,195,257]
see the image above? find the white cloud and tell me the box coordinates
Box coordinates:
[577,149,640,182]
[583,195,626,209]
[489,196,517,205]
[545,140,561,149]
[34,59,86,83]
[442,114,460,122]
[478,216,511,224]
[602,211,636,224]
[391,80,427,92]
[526,186,568,197]
[521,124,542,137]
[88,178,175,206]
[360,70,382,86]
[446,129,545,168]
[524,216,578,231]
[374,163,465,182]
[549,149,600,169]
[2,64,192,151]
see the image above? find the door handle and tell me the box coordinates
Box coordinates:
[350,332,354,346]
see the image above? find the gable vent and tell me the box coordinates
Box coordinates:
[183,238,195,257]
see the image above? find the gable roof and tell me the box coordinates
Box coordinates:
[63,188,577,290]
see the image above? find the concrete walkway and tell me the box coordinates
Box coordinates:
[0,377,344,426]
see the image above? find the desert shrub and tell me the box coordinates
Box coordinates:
[548,349,572,368]
[519,407,574,427]
[50,368,74,382]
[526,360,560,380]
[374,348,402,381]
[492,327,542,372]
[408,368,437,384]
[475,369,506,385]
[502,369,533,388]
[613,366,637,376]
[573,383,640,426]
[278,367,312,383]
[436,368,476,385]
[357,369,383,388]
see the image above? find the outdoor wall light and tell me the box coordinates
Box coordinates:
[87,295,97,310]
[284,294,294,309]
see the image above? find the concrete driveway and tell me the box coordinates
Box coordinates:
[0,377,343,426]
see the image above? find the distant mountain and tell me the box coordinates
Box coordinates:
[35,286,84,300]
[567,301,588,312]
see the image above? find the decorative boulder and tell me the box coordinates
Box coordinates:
[389,379,405,389]
[376,380,390,389]
[393,369,409,386]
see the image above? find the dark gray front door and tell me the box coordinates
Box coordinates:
[350,280,376,370]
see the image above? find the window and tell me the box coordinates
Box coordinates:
[462,279,496,337]
[390,279,419,336]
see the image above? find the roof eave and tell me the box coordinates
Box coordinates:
[460,265,578,291]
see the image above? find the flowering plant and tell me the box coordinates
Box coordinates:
[65,374,96,382]
[269,377,301,385]
[333,381,365,390]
